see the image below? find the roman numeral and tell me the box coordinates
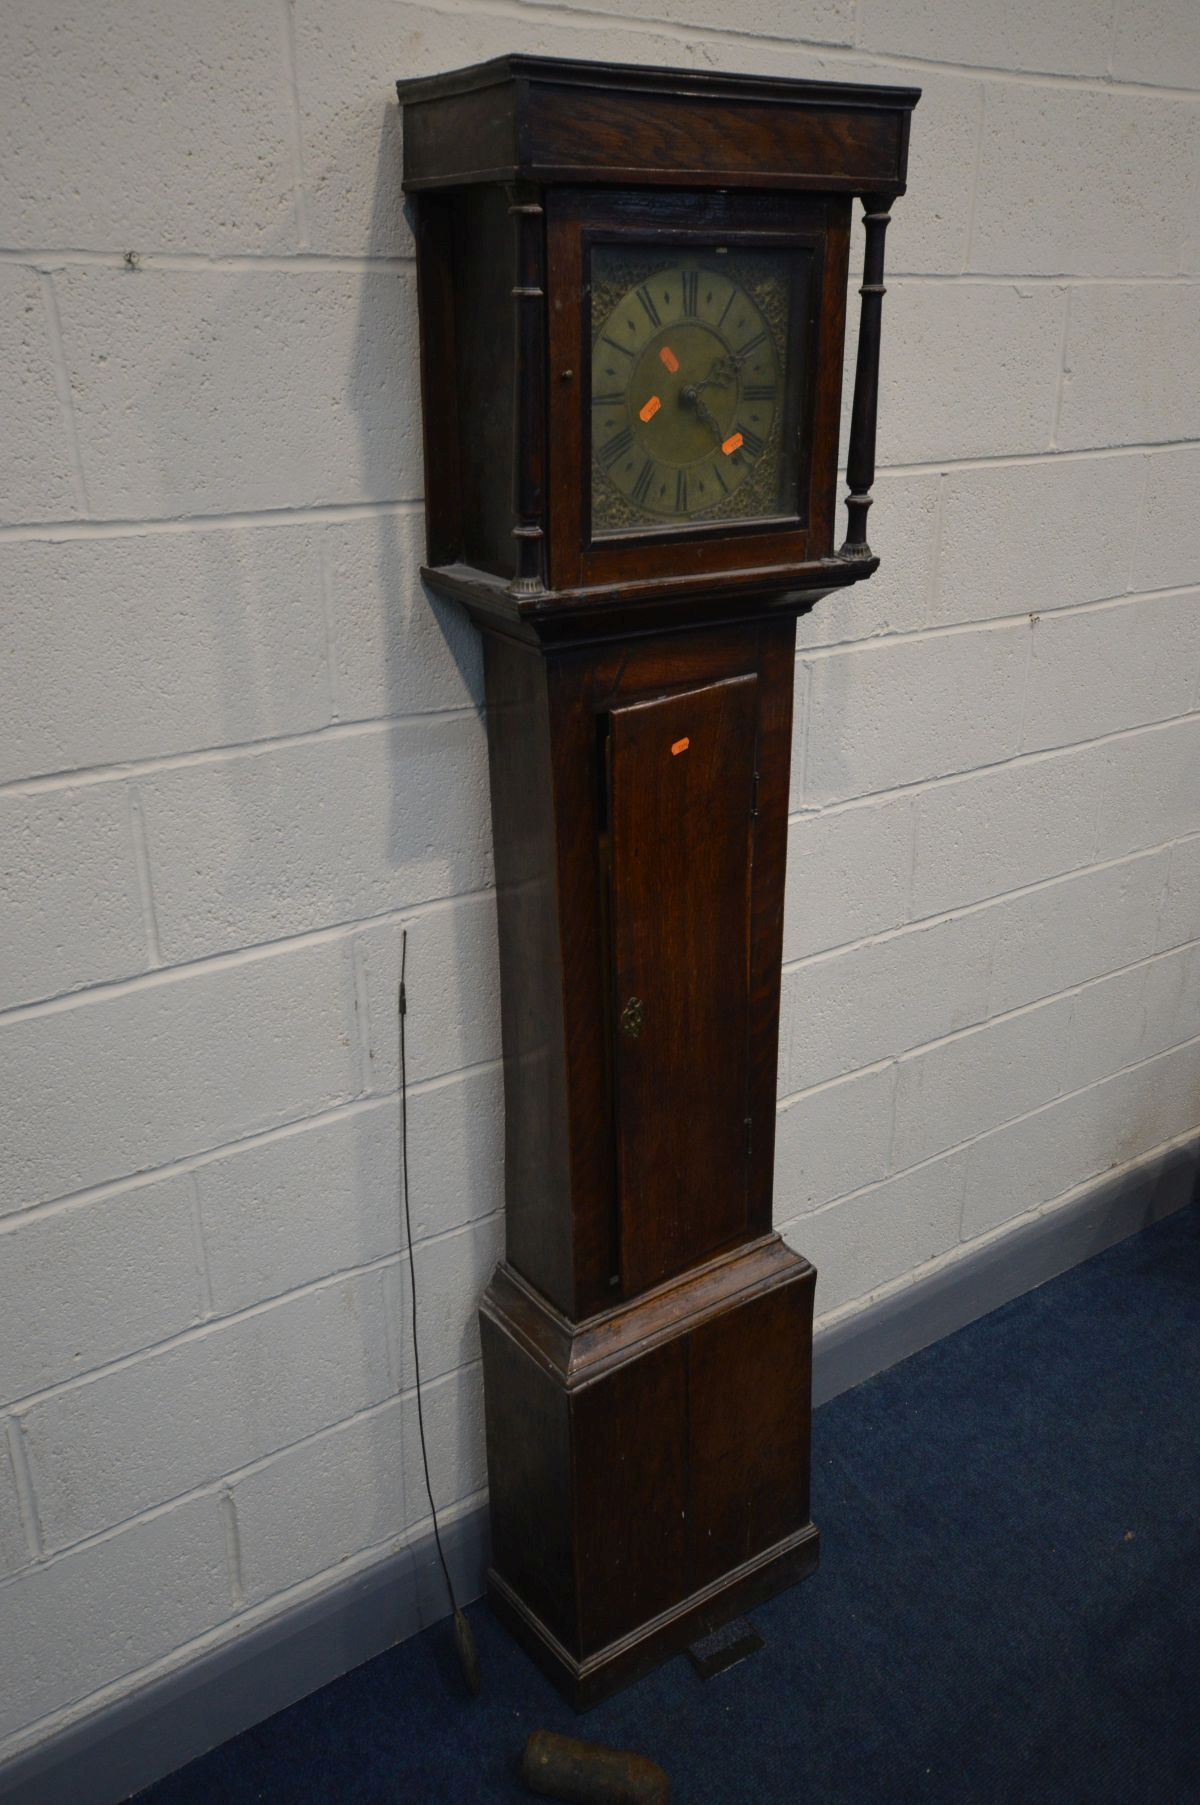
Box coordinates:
[601,335,634,358]
[737,330,767,358]
[597,425,634,468]
[681,271,699,316]
[592,391,624,406]
[738,427,765,458]
[636,286,661,327]
[675,470,688,513]
[743,383,776,401]
[712,461,729,493]
[631,459,655,505]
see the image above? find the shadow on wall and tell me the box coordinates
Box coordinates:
[345,101,492,1561]
[110,95,493,1578]
[183,97,483,926]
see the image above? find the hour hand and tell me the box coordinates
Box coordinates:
[694,394,724,439]
[680,384,723,440]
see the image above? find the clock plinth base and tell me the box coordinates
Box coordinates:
[488,1523,820,1710]
[480,1235,818,1709]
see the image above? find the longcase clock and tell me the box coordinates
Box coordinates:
[395,55,918,1706]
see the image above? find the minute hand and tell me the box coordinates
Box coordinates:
[694,353,737,394]
[695,344,757,393]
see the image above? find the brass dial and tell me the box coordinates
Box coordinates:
[590,247,792,534]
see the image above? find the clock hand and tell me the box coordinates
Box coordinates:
[694,395,724,439]
[694,337,764,394]
[702,338,767,396]
[693,352,739,394]
[679,385,724,440]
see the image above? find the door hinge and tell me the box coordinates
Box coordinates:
[750,770,759,820]
[745,1114,753,1156]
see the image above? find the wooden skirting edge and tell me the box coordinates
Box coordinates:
[810,1131,1200,1407]
[3,1131,1196,1805]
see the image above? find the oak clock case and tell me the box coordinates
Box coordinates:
[395,56,918,1707]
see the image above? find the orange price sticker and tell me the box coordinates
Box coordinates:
[721,431,744,456]
[658,345,680,374]
[639,394,662,422]
[671,736,690,757]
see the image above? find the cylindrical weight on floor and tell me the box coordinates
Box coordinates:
[521,1730,670,1804]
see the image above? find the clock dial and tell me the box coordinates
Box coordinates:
[590,244,797,535]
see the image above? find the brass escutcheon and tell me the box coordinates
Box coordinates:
[620,997,645,1040]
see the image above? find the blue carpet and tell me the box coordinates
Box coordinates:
[137,1203,1200,1804]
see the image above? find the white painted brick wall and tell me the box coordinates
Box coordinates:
[20,1270,394,1550]
[323,514,483,720]
[1097,716,1200,859]
[0,1438,29,1581]
[1131,449,1200,591]
[354,900,503,1092]
[800,622,1028,803]
[229,1396,412,1605]
[970,89,1194,278]
[774,1065,895,1214]
[783,794,915,959]
[0,944,360,1209]
[911,744,1107,915]
[0,531,332,781]
[892,995,1075,1170]
[985,850,1169,1015]
[0,1178,202,1403]
[136,715,492,960]
[0,266,80,524]
[0,1497,233,1744]
[932,453,1143,627]
[1023,594,1200,752]
[875,283,1068,464]
[56,266,421,517]
[884,71,981,275]
[1,788,147,1006]
[1111,2,1200,89]
[962,1039,1200,1238]
[196,1068,503,1312]
[0,0,1197,1769]
[783,907,996,1094]
[1058,285,1200,448]
[1159,839,1200,950]
[0,0,300,255]
[780,1151,969,1316]
[1062,961,1149,1091]
[1142,942,1200,1058]
[856,0,1120,76]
